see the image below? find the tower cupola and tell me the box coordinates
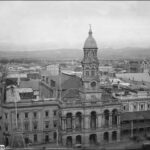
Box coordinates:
[83,26,98,49]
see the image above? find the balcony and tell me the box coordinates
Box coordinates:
[121,122,150,130]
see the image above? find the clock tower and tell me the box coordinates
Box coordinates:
[81,26,102,101]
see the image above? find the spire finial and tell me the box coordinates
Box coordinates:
[89,24,92,35]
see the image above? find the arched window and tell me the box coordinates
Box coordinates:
[75,112,82,130]
[76,135,82,144]
[89,134,97,145]
[86,71,89,76]
[66,136,72,147]
[112,131,117,141]
[103,132,109,142]
[112,109,118,126]
[104,110,109,126]
[45,134,49,143]
[66,113,72,130]
[90,111,96,129]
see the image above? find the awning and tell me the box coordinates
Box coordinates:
[121,111,150,121]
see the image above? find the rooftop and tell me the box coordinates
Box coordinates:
[116,72,150,83]
[19,79,39,91]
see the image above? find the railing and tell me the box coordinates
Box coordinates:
[121,122,150,129]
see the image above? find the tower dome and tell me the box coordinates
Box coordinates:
[83,26,98,49]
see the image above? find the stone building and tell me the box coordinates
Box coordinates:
[1,78,59,146]
[2,27,150,148]
[114,90,150,141]
[59,28,121,147]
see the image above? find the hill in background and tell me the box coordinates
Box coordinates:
[0,47,149,60]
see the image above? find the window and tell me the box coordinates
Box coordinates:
[148,104,150,109]
[24,122,29,131]
[123,106,126,110]
[91,70,95,76]
[53,110,57,116]
[5,124,8,131]
[17,113,19,119]
[45,135,49,143]
[33,112,37,118]
[46,77,49,84]
[34,134,37,142]
[53,120,57,127]
[5,113,8,119]
[123,105,128,111]
[51,80,55,87]
[25,112,28,118]
[45,111,49,117]
[53,132,57,141]
[45,121,49,129]
[91,81,96,87]
[140,104,145,110]
[33,122,38,130]
[42,76,45,81]
[141,105,143,110]
[133,104,137,111]
[86,71,89,76]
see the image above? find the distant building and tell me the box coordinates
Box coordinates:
[27,72,40,80]
[46,64,60,76]
[126,60,150,73]
[2,83,59,146]
[116,72,150,83]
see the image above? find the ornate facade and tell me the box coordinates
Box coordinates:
[59,28,121,147]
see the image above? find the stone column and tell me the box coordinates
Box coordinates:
[109,132,112,143]
[97,114,102,128]
[20,113,23,131]
[62,117,66,131]
[83,133,89,146]
[72,135,76,145]
[117,130,120,142]
[117,115,120,126]
[62,136,66,146]
[101,114,104,127]
[82,117,84,130]
[62,117,65,130]
[72,116,76,130]
[84,115,89,129]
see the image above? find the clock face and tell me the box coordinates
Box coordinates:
[91,81,96,87]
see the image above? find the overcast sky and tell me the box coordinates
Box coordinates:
[0,1,150,51]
